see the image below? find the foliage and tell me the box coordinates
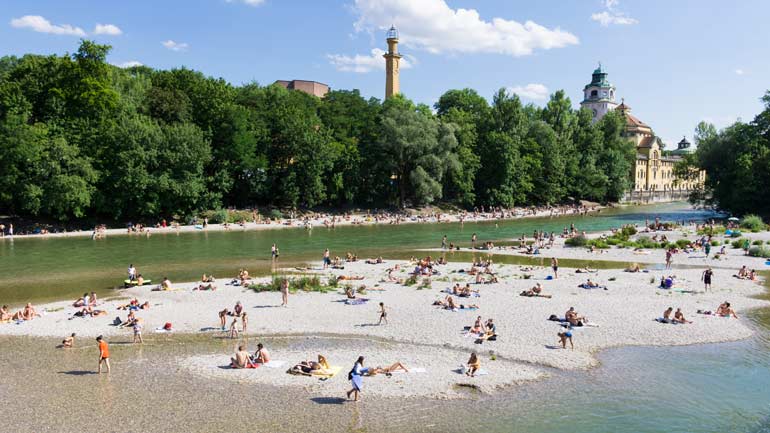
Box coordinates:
[740,214,766,232]
[249,275,329,293]
[748,246,770,258]
[0,40,653,223]
[565,236,588,247]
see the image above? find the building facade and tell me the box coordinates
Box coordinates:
[579,66,705,201]
[273,80,329,98]
[383,26,402,99]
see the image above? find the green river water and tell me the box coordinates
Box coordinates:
[2,202,770,433]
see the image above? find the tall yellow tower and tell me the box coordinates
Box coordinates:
[383,26,401,99]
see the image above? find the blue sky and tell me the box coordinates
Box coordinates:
[1,0,768,146]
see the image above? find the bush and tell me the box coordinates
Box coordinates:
[635,236,660,249]
[327,276,339,288]
[676,239,691,248]
[621,226,637,237]
[730,230,743,238]
[250,275,329,293]
[748,246,770,258]
[592,240,609,249]
[606,238,622,246]
[740,214,766,232]
[753,240,764,246]
[268,209,283,220]
[403,274,418,286]
[565,236,588,247]
[711,240,721,246]
[731,239,745,249]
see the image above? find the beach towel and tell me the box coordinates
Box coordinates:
[154,327,173,333]
[263,360,287,369]
[344,298,369,305]
[312,365,342,379]
[578,284,607,290]
[231,362,260,369]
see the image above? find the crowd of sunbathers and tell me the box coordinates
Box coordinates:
[411,256,441,276]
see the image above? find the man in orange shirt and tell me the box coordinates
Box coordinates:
[96,335,111,374]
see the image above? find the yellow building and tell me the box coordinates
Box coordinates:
[580,66,705,200]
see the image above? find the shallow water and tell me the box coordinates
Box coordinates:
[1,317,768,433]
[0,202,716,304]
[5,202,770,432]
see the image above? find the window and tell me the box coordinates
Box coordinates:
[591,90,597,98]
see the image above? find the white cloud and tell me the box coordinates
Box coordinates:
[591,11,638,26]
[351,0,578,57]
[507,83,550,101]
[735,68,744,75]
[591,0,638,26]
[10,15,86,36]
[162,40,189,51]
[94,23,122,35]
[226,0,265,6]
[115,61,143,68]
[327,48,414,73]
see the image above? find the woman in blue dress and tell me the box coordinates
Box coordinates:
[346,356,368,401]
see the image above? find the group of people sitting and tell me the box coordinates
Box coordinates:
[230,342,270,368]
[446,283,480,298]
[411,256,440,276]
[117,299,150,311]
[735,266,757,281]
[73,292,98,308]
[230,269,251,287]
[657,307,692,324]
[0,303,40,322]
[466,316,497,343]
[194,274,217,291]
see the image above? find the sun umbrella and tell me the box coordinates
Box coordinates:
[728,217,740,222]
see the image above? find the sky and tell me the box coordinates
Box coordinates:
[1,0,769,147]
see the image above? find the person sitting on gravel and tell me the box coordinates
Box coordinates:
[672,308,692,324]
[565,307,587,326]
[231,345,255,369]
[469,316,484,335]
[716,302,738,318]
[520,283,552,298]
[624,263,642,273]
[252,343,270,364]
[365,257,384,264]
[658,307,674,324]
[735,266,750,280]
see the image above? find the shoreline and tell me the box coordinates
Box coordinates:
[3,224,768,399]
[0,204,608,241]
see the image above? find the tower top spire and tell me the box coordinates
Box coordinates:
[387,25,399,40]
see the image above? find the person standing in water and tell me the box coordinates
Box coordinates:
[471,233,477,249]
[441,235,448,250]
[323,248,331,269]
[271,243,278,260]
[97,335,110,374]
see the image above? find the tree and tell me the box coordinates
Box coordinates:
[376,96,458,207]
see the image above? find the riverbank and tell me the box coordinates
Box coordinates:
[0,204,602,241]
[3,224,767,399]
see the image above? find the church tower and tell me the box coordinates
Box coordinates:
[580,63,618,122]
[383,26,402,99]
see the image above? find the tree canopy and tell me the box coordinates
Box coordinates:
[0,40,638,222]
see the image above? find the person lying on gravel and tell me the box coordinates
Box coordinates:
[624,264,642,273]
[366,362,409,376]
[338,275,365,281]
[575,267,598,273]
[288,355,329,375]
